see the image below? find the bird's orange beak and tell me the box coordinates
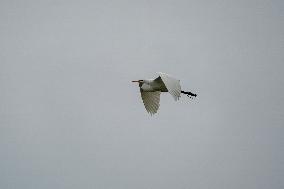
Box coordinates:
[132,80,140,83]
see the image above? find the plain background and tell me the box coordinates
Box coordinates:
[1,0,283,188]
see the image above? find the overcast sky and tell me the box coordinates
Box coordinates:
[1,0,283,189]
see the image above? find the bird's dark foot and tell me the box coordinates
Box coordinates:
[181,90,197,98]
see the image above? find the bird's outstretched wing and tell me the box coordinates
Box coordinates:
[140,91,161,115]
[157,72,181,101]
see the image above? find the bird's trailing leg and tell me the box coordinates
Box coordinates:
[181,90,197,98]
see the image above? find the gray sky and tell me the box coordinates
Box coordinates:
[1,0,283,188]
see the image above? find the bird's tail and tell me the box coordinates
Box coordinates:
[181,90,197,98]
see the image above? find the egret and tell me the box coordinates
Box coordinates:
[132,72,197,115]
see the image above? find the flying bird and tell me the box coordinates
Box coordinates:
[132,72,197,115]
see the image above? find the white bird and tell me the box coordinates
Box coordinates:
[132,72,197,115]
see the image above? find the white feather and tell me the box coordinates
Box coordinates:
[140,91,161,115]
[158,72,181,101]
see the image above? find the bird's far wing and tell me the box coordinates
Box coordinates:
[140,91,161,115]
[158,72,181,101]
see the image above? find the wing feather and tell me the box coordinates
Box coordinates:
[158,72,181,101]
[140,91,161,115]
